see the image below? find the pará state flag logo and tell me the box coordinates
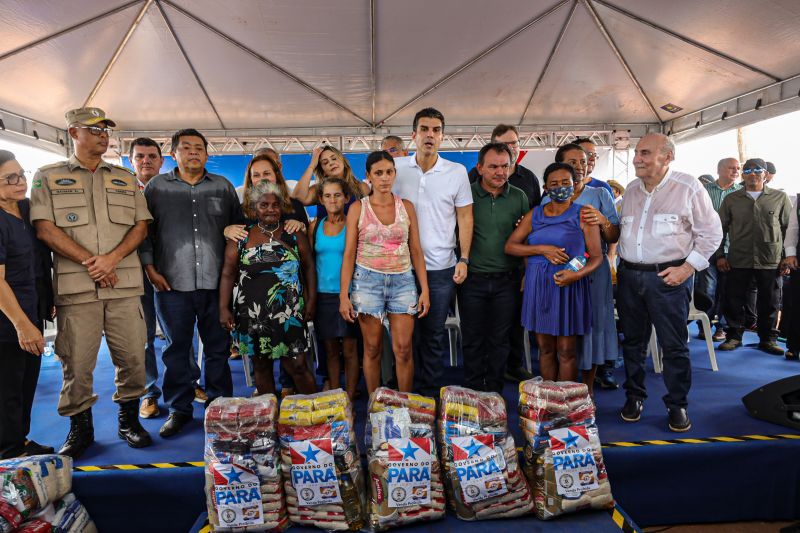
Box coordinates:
[289,439,334,465]
[388,437,432,462]
[451,434,495,461]
[211,462,258,485]
[549,426,591,451]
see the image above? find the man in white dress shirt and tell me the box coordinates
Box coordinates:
[393,107,473,398]
[617,133,722,432]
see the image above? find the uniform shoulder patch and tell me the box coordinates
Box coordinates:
[110,164,136,176]
[37,161,69,172]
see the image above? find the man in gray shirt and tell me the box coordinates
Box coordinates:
[140,128,243,437]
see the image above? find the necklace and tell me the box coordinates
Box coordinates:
[257,221,280,242]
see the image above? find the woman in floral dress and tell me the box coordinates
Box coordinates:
[219,180,317,395]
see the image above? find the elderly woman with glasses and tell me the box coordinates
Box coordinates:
[0,150,54,458]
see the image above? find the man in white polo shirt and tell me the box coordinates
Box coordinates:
[393,107,473,398]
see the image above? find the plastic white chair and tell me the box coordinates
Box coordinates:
[522,330,533,373]
[445,299,461,367]
[648,294,719,372]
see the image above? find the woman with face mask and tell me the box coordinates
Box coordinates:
[549,144,621,395]
[505,162,602,383]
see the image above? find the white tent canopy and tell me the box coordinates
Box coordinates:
[2,0,800,154]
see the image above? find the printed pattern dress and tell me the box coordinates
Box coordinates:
[233,226,309,360]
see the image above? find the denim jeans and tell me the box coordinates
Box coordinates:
[617,264,693,409]
[457,272,517,394]
[141,276,161,399]
[413,267,456,398]
[694,263,726,327]
[155,289,232,416]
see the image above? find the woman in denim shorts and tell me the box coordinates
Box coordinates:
[339,151,429,393]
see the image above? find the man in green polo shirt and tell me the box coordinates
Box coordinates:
[456,142,529,394]
[716,158,793,355]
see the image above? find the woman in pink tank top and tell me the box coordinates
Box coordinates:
[340,151,429,394]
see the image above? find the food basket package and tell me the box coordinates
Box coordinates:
[278,389,366,531]
[437,386,533,521]
[204,395,288,532]
[518,379,614,520]
[364,388,445,530]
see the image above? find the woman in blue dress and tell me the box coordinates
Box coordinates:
[552,143,621,396]
[506,163,603,382]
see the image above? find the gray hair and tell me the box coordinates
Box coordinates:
[248,180,284,212]
[642,132,676,158]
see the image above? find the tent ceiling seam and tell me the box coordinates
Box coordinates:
[370,0,376,128]
[518,0,578,125]
[84,0,154,108]
[0,0,143,63]
[155,1,226,129]
[375,0,570,126]
[583,0,662,125]
[160,0,373,128]
[594,0,780,82]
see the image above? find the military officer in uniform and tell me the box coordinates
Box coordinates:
[30,107,153,459]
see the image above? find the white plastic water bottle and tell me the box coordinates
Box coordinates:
[43,342,54,357]
[567,254,587,272]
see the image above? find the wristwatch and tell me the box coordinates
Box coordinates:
[458,257,469,265]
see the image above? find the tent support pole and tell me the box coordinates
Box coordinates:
[0,0,143,63]
[518,0,578,125]
[155,1,226,128]
[376,0,570,126]
[160,0,373,128]
[582,0,662,124]
[592,0,780,82]
[84,0,155,107]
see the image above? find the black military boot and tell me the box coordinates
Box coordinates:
[118,400,153,448]
[58,409,94,459]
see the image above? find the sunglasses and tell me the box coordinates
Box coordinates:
[76,125,113,136]
[742,167,765,175]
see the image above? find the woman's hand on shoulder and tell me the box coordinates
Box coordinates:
[283,219,305,234]
[224,224,248,242]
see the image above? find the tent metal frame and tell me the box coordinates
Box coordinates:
[1,0,799,152]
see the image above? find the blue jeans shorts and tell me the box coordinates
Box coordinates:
[351,265,418,319]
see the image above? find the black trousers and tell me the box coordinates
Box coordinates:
[725,268,779,342]
[457,272,517,394]
[782,270,800,353]
[0,341,42,459]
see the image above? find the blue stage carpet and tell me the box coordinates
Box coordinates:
[28,325,800,531]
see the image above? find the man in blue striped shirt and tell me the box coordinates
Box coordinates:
[696,158,742,341]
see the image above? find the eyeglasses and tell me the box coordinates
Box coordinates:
[502,140,519,148]
[584,152,598,160]
[385,147,401,154]
[76,125,113,136]
[1,172,27,185]
[742,167,765,175]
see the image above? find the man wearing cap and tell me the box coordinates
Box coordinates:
[30,108,153,458]
[715,158,792,355]
[617,133,722,432]
[765,162,777,185]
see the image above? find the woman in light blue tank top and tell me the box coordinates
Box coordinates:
[310,178,359,400]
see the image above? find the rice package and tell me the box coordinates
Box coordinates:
[364,388,445,530]
[518,379,614,520]
[437,386,533,520]
[27,493,97,533]
[0,456,72,513]
[278,389,366,531]
[204,395,288,532]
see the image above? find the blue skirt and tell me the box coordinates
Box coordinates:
[577,257,619,370]
[521,261,592,336]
